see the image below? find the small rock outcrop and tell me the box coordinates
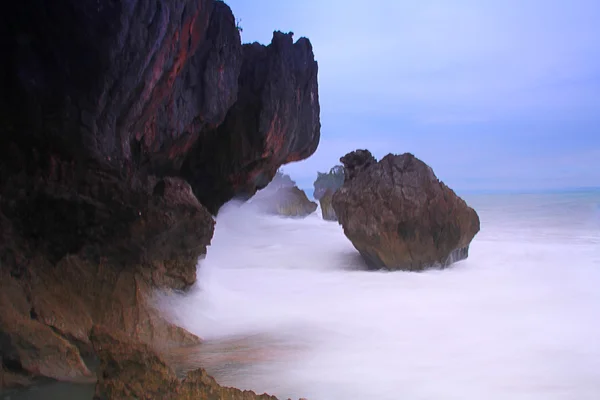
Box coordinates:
[319,189,337,221]
[251,171,317,217]
[253,186,317,217]
[271,186,317,217]
[91,327,279,400]
[313,166,344,221]
[313,165,344,200]
[332,150,480,271]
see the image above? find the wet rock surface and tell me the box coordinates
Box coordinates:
[332,150,480,271]
[91,327,280,400]
[0,165,208,384]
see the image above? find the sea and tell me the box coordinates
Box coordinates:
[159,189,600,400]
[4,189,600,400]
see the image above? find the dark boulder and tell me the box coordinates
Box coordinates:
[332,150,480,271]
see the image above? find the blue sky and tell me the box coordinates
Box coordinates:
[226,0,600,191]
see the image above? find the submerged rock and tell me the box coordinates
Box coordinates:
[319,189,338,221]
[253,186,317,217]
[91,327,279,400]
[332,150,480,271]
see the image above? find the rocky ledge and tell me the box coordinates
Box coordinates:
[0,0,320,396]
[332,150,480,271]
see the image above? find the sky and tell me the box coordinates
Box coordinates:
[226,0,600,192]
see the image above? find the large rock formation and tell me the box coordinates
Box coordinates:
[0,0,320,394]
[332,150,480,271]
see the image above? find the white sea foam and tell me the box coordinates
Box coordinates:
[160,191,600,400]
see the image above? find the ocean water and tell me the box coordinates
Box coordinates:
[160,190,600,400]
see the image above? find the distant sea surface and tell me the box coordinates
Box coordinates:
[5,190,600,400]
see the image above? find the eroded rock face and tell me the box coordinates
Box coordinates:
[183,31,320,213]
[1,1,319,212]
[91,327,279,400]
[0,0,319,390]
[332,150,480,271]
[319,189,337,221]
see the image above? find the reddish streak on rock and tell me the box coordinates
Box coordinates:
[136,3,207,154]
[261,113,285,160]
[284,151,305,163]
[167,122,201,160]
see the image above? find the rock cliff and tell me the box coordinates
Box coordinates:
[332,150,480,271]
[0,0,320,394]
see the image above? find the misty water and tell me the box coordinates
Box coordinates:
[160,190,600,400]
